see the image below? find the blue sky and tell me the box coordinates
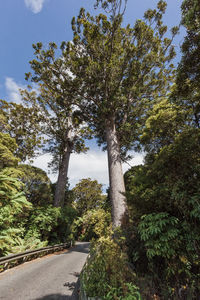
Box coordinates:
[0,0,185,187]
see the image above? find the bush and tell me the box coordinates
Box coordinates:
[81,235,141,299]
[125,213,200,298]
[72,208,111,241]
[25,205,77,244]
[0,172,32,256]
[48,205,77,244]
[0,169,77,256]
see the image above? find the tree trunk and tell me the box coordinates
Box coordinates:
[105,119,128,228]
[54,145,71,207]
[54,115,73,208]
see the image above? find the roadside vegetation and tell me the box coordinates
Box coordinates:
[1,0,200,298]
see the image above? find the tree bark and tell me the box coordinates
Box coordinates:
[54,116,73,208]
[54,145,71,207]
[105,119,128,228]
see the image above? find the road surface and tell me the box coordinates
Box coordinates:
[0,242,89,300]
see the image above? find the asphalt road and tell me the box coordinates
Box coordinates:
[0,242,90,300]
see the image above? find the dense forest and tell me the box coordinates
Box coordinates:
[0,0,200,298]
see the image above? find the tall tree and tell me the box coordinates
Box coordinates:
[23,45,90,207]
[63,0,178,227]
[72,178,106,216]
[0,100,43,162]
[16,164,53,206]
[140,97,186,153]
[173,0,200,128]
[0,132,19,169]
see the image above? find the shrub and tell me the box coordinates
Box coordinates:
[81,235,140,299]
[25,205,77,244]
[0,172,32,256]
[72,208,111,241]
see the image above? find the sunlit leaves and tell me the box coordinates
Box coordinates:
[72,178,106,216]
[0,100,43,161]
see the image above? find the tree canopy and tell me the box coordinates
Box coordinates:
[22,45,90,207]
[72,178,106,216]
[0,100,43,161]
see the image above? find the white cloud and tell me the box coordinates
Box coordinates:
[31,153,58,182]
[31,150,144,191]
[5,77,25,104]
[24,0,46,14]
[69,151,109,188]
[122,152,144,173]
[31,151,109,188]
[5,77,39,104]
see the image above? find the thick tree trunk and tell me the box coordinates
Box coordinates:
[54,145,71,207]
[54,116,73,208]
[105,119,128,228]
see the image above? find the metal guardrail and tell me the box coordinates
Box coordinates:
[0,241,72,272]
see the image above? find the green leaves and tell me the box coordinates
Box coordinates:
[138,212,179,259]
[0,100,43,161]
[66,1,177,155]
[181,0,200,30]
[0,164,77,255]
[82,235,136,299]
[72,178,107,216]
[0,133,19,169]
[72,208,111,241]
[0,169,32,256]
[174,0,200,131]
[125,124,200,295]
[141,97,185,152]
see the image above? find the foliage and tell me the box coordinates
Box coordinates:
[23,204,77,245]
[138,213,180,259]
[0,169,32,256]
[72,178,106,216]
[0,134,52,255]
[67,1,178,153]
[72,208,111,241]
[47,205,77,244]
[104,283,141,300]
[172,0,200,129]
[0,132,19,169]
[94,0,128,17]
[0,179,77,256]
[140,97,185,153]
[25,206,61,242]
[23,40,91,206]
[16,164,53,206]
[126,127,200,217]
[81,235,140,299]
[22,83,89,173]
[177,0,200,92]
[1,164,54,205]
[124,127,200,298]
[0,100,43,161]
[0,136,76,255]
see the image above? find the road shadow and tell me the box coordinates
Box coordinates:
[34,278,80,300]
